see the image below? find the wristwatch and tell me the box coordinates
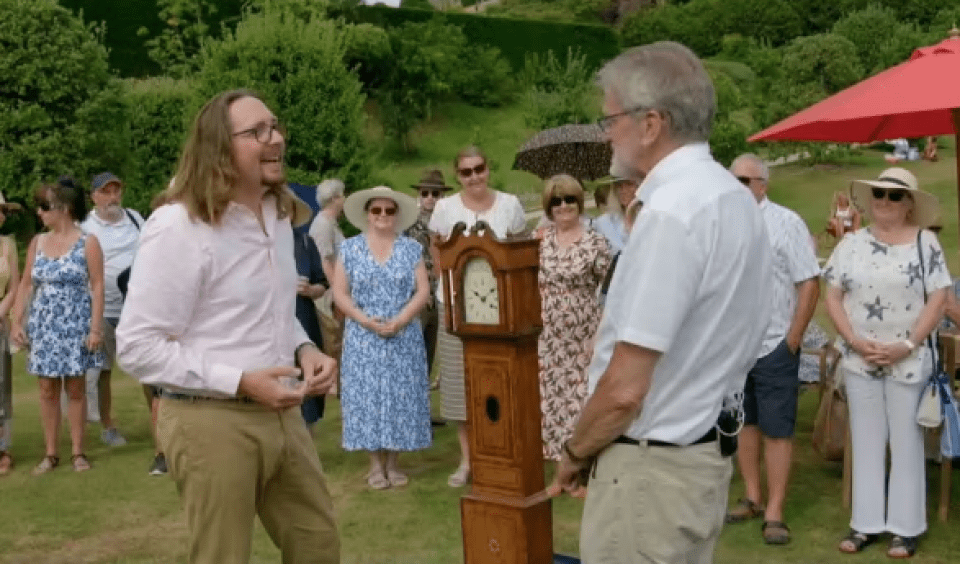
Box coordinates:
[562,440,589,467]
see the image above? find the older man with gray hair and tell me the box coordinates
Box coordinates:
[550,42,773,564]
[725,153,820,545]
[309,178,346,283]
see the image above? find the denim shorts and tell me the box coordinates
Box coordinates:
[743,339,801,438]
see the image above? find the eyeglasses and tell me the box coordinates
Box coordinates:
[597,106,650,132]
[736,176,765,186]
[35,200,53,212]
[369,206,397,216]
[549,195,579,208]
[420,190,442,199]
[871,187,909,202]
[457,163,487,178]
[231,121,286,143]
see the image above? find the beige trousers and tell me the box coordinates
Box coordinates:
[580,441,732,564]
[158,398,340,564]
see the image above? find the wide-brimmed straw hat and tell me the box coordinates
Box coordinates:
[0,192,21,212]
[411,169,453,192]
[284,186,313,228]
[344,185,418,232]
[851,167,940,228]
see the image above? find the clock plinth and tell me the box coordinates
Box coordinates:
[436,224,551,564]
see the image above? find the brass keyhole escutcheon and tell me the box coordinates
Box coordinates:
[485,396,500,423]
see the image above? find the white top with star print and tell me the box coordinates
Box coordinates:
[823,227,952,383]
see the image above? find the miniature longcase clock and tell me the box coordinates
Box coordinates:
[436,221,551,564]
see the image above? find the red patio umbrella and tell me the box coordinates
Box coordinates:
[750,30,960,245]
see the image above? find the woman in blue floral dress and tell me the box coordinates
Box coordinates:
[332,186,431,490]
[12,177,105,475]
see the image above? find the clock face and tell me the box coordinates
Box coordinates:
[463,257,500,325]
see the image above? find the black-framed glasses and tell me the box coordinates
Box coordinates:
[231,121,286,143]
[736,176,765,186]
[549,195,579,208]
[871,187,909,202]
[369,206,397,216]
[420,190,442,199]
[457,163,487,178]
[597,106,650,132]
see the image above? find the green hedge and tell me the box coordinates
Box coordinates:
[348,6,620,71]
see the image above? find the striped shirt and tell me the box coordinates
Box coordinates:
[756,197,821,357]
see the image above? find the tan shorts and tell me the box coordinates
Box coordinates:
[580,440,732,564]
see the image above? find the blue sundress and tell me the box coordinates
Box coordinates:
[339,235,431,452]
[27,235,104,377]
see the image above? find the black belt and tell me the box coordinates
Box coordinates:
[614,427,717,448]
[162,391,257,404]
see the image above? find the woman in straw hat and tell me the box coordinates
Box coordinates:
[824,167,950,558]
[0,192,21,476]
[332,185,431,490]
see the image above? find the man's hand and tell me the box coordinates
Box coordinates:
[238,366,305,410]
[299,345,337,396]
[785,334,802,355]
[549,452,588,500]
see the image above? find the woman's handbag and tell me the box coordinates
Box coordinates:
[813,365,847,462]
[917,377,943,428]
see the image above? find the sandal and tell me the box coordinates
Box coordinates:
[447,465,470,488]
[887,535,917,559]
[366,469,390,490]
[838,529,879,554]
[761,520,791,545]
[725,498,764,523]
[0,451,12,476]
[386,469,408,487]
[32,455,59,476]
[71,453,91,472]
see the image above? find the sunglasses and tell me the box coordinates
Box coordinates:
[736,176,764,186]
[457,163,487,178]
[35,200,53,212]
[368,206,397,216]
[549,195,579,208]
[871,187,909,202]
[420,190,442,199]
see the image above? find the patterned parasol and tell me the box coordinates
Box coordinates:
[512,124,612,181]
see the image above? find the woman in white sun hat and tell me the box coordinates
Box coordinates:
[824,167,950,558]
[332,185,431,490]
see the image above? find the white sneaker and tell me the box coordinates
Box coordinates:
[101,428,127,447]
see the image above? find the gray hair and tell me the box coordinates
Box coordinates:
[596,42,716,143]
[729,153,769,182]
[316,178,345,208]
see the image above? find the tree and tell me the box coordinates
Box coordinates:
[520,48,599,129]
[832,5,924,75]
[195,9,369,187]
[137,0,219,79]
[0,0,126,204]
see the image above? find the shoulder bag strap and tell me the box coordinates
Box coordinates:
[124,208,141,230]
[916,229,940,367]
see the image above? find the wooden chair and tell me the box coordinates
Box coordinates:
[836,332,958,521]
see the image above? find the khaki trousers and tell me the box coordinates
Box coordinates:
[158,398,340,564]
[580,441,732,564]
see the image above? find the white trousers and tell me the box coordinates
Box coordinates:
[845,370,927,537]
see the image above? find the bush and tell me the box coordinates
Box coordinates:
[832,5,924,74]
[341,22,392,92]
[119,78,194,215]
[451,43,516,107]
[520,49,599,129]
[195,9,370,188]
[0,0,126,205]
[779,33,864,95]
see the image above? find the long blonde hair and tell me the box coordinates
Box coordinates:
[167,89,293,225]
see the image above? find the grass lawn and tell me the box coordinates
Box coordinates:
[3,101,960,561]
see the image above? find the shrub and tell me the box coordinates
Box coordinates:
[119,78,194,215]
[779,33,864,95]
[832,5,924,74]
[195,9,370,188]
[341,22,392,93]
[520,49,599,129]
[0,0,126,205]
[450,43,516,108]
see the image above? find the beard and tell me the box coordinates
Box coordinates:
[609,154,644,183]
[99,203,123,222]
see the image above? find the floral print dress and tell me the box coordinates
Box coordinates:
[538,226,612,460]
[823,228,951,383]
[338,235,431,451]
[27,235,103,377]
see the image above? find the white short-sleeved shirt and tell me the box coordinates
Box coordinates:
[81,209,144,318]
[428,191,526,304]
[586,143,773,445]
[308,213,344,263]
[756,198,821,356]
[823,228,952,383]
[592,212,628,254]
